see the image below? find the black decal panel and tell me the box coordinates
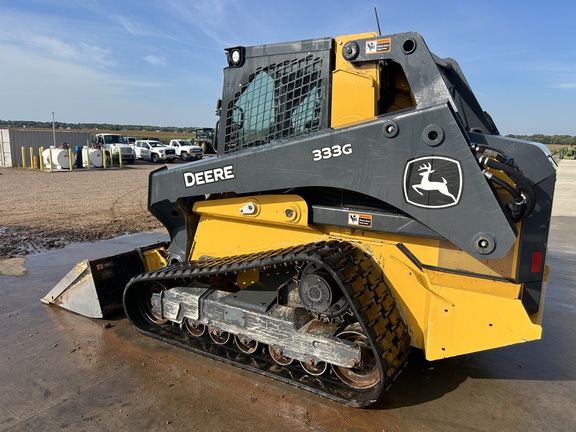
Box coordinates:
[403,156,462,209]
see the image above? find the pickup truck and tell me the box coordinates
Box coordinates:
[94,133,136,164]
[134,140,176,163]
[167,139,203,161]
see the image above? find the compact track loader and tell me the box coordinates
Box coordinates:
[44,31,557,407]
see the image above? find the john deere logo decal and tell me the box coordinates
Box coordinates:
[403,156,462,208]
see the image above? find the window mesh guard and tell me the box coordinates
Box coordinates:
[224,56,324,153]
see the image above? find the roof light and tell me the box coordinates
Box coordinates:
[226,46,245,67]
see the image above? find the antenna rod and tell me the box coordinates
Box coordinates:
[374,7,382,36]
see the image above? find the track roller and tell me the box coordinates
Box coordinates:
[300,359,328,376]
[184,319,206,337]
[208,327,231,345]
[268,345,293,366]
[235,335,258,354]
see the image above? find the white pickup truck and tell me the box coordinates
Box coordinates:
[167,139,203,161]
[134,140,176,163]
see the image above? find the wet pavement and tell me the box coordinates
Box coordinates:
[1,162,575,431]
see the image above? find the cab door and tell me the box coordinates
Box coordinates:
[140,142,151,160]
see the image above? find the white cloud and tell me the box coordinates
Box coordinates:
[116,14,146,36]
[0,10,115,70]
[165,0,242,47]
[26,36,115,68]
[550,83,576,89]
[525,62,572,73]
[144,55,167,66]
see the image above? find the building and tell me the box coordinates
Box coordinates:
[0,129,91,167]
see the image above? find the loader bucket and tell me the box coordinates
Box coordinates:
[42,242,168,318]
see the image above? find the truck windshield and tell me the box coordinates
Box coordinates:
[104,135,125,144]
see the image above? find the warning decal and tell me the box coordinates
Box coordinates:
[348,213,373,228]
[365,38,391,54]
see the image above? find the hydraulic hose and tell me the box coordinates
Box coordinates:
[483,170,522,201]
[477,156,536,220]
[482,170,526,222]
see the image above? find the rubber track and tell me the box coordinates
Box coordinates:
[123,240,411,407]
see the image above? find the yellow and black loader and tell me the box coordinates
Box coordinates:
[44,31,557,407]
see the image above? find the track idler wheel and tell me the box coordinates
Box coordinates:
[139,281,168,324]
[332,324,380,390]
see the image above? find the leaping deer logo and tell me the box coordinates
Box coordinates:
[412,162,457,202]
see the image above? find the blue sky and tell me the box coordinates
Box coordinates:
[0,0,574,135]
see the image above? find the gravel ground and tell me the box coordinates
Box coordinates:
[0,163,168,258]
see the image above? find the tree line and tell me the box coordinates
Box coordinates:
[0,119,207,133]
[507,134,576,146]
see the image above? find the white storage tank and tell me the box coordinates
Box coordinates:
[82,147,103,168]
[42,148,76,169]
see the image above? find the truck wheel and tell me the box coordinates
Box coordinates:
[126,158,135,165]
[151,153,159,163]
[181,152,189,161]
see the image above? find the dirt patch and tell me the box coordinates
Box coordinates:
[0,257,26,276]
[0,164,166,259]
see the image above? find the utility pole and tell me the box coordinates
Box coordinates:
[52,112,56,148]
